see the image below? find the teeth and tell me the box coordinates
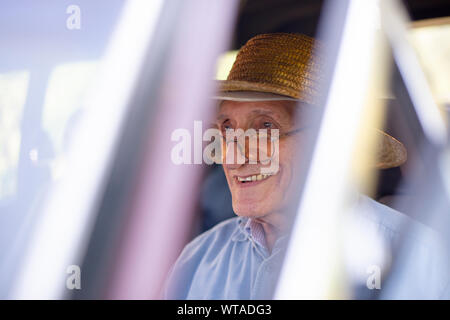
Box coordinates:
[237,173,275,182]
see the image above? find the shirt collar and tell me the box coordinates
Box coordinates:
[232,216,289,253]
[231,217,269,249]
[231,217,250,242]
[244,218,268,249]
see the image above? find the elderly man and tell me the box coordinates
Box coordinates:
[165,33,449,299]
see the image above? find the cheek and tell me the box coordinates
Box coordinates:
[279,142,295,178]
[222,166,233,188]
[277,141,299,198]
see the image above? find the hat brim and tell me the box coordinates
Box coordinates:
[214,79,312,103]
[375,130,407,169]
[214,90,298,102]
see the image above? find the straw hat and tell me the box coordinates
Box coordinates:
[214,33,406,169]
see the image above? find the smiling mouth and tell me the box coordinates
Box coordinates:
[236,172,277,184]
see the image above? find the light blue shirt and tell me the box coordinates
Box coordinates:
[164,195,450,299]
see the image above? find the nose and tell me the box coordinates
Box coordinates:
[223,140,247,170]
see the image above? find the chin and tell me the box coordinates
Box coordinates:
[232,200,272,218]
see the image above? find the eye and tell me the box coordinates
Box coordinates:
[252,116,279,131]
[220,119,234,135]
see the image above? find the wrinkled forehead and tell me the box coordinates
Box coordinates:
[217,100,297,123]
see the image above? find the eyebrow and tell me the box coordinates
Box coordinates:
[216,109,276,122]
[216,114,228,122]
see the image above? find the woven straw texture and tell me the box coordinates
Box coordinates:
[221,33,322,104]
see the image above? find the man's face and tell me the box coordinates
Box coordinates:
[217,100,303,224]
